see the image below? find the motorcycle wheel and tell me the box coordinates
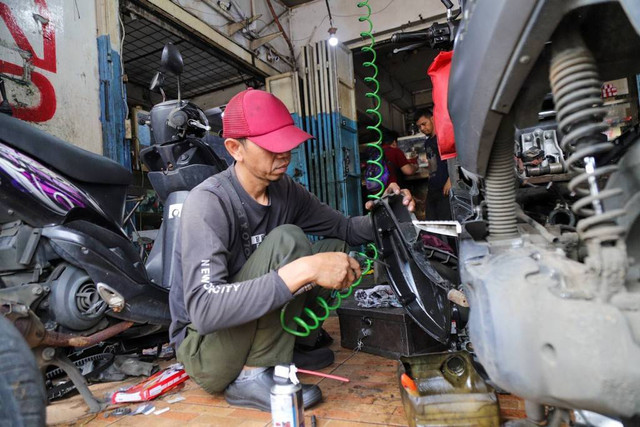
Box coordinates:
[0,315,46,427]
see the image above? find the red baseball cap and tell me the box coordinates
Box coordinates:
[222,88,314,153]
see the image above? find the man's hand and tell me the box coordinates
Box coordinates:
[364,182,415,212]
[307,252,361,290]
[443,178,452,196]
[278,252,361,294]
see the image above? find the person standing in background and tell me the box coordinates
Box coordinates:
[415,109,451,221]
[381,130,418,187]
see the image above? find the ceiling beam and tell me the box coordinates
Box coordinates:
[355,64,413,111]
[129,0,281,77]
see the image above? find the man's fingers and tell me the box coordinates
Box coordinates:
[345,269,355,287]
[385,183,401,195]
[348,257,362,278]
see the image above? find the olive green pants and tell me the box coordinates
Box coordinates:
[177,224,348,394]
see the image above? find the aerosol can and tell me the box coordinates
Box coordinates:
[271,364,304,427]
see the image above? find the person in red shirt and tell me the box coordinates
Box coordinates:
[382,131,418,186]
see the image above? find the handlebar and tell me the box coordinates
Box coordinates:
[390,31,430,44]
[390,21,458,51]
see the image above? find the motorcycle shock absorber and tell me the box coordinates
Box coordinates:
[549,36,626,243]
[279,0,385,337]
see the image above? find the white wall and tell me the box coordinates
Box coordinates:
[191,83,246,110]
[289,0,444,57]
[0,0,104,154]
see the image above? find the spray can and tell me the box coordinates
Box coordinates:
[270,364,304,427]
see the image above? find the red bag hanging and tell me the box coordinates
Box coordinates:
[427,50,457,160]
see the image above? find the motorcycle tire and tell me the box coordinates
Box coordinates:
[0,315,46,427]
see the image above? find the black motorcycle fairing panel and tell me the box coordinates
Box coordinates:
[147,164,222,203]
[371,195,452,344]
[0,114,132,185]
[42,223,170,326]
[449,0,539,177]
[148,101,207,145]
[145,222,164,288]
[73,181,128,225]
[43,221,149,284]
[0,142,122,230]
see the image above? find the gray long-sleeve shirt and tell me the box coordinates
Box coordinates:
[168,166,374,348]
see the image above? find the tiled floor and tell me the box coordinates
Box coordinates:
[47,315,526,426]
[47,315,410,426]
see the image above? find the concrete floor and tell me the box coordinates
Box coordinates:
[47,315,527,426]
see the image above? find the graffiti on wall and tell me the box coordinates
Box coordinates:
[0,0,57,122]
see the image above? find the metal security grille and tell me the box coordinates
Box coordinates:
[122,16,258,100]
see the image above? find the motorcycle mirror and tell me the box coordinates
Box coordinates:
[204,107,223,132]
[149,72,167,102]
[160,43,184,76]
[149,72,165,91]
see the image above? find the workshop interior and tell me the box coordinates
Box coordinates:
[0,0,639,425]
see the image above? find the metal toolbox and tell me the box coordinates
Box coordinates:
[336,298,446,359]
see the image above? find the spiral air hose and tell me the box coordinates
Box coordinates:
[280,0,383,337]
[359,0,385,201]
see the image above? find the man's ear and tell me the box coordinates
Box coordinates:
[225,138,244,161]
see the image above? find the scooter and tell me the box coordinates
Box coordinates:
[383,0,640,424]
[0,43,226,413]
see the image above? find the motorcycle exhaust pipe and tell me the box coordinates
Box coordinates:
[2,302,133,348]
[41,320,134,348]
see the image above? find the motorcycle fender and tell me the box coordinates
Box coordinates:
[42,222,170,326]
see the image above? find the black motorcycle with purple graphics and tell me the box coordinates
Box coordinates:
[0,43,226,417]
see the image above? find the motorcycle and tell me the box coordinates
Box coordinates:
[0,43,226,413]
[381,0,640,424]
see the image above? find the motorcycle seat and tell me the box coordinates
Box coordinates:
[0,114,132,186]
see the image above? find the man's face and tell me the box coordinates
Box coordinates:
[416,115,434,137]
[239,138,292,182]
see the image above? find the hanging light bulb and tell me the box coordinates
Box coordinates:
[328,26,339,47]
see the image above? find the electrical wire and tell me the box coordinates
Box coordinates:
[265,0,296,67]
[117,12,130,124]
[279,0,386,337]
[290,0,396,43]
[325,0,334,26]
